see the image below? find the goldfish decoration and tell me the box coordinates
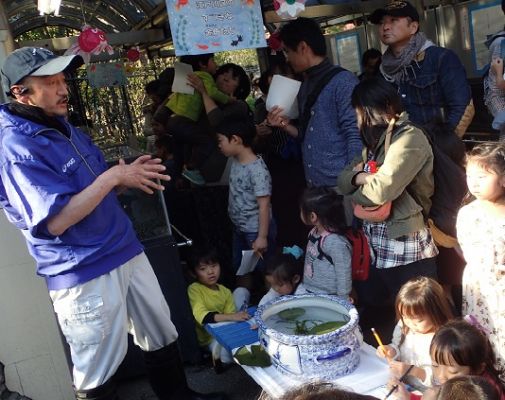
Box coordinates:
[64,25,114,63]
[267,30,282,54]
[126,47,141,62]
[175,0,188,11]
[274,0,306,19]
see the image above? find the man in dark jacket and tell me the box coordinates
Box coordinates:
[370,1,474,137]
[267,18,362,188]
[0,47,224,400]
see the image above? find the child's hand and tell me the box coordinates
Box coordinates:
[376,344,396,360]
[232,311,251,321]
[252,236,268,257]
[386,377,410,400]
[389,360,412,379]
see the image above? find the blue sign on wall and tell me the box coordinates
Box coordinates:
[166,0,266,55]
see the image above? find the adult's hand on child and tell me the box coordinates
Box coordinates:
[187,73,206,94]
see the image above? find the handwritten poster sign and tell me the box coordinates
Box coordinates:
[166,0,266,55]
[87,63,126,88]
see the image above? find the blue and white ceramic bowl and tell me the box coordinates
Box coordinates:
[255,294,361,380]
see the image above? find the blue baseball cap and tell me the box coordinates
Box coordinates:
[1,47,83,95]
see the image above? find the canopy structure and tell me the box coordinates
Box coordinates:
[3,0,451,51]
[6,0,165,37]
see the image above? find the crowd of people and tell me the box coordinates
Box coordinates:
[0,0,505,399]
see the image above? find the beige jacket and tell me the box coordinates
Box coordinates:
[338,113,434,239]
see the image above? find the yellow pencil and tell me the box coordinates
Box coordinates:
[371,327,385,348]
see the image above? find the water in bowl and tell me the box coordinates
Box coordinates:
[265,305,350,336]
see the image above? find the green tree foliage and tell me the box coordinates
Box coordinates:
[215,49,260,72]
[17,26,79,41]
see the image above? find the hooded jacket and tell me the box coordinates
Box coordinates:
[0,104,142,290]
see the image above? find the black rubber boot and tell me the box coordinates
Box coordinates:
[75,379,118,400]
[143,342,228,400]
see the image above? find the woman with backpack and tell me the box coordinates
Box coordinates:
[338,78,438,305]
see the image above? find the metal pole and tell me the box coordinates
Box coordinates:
[0,1,17,104]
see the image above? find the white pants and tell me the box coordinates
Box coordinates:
[49,252,179,390]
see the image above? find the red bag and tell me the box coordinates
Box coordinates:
[353,118,394,223]
[345,228,371,281]
[353,202,392,223]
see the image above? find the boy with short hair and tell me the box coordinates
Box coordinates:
[216,117,275,272]
[187,246,250,366]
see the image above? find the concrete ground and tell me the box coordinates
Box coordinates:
[118,363,263,400]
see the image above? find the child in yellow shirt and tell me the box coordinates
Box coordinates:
[187,246,250,366]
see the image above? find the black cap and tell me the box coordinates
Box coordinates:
[1,47,83,95]
[369,1,420,24]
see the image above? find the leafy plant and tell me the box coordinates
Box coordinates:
[233,345,271,367]
[278,308,305,321]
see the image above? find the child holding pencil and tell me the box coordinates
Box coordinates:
[375,277,454,389]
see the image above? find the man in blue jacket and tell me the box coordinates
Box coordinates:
[370,1,474,137]
[267,17,362,188]
[0,47,224,400]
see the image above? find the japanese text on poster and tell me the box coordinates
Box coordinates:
[87,63,126,88]
[166,0,266,55]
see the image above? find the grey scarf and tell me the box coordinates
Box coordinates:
[380,32,432,84]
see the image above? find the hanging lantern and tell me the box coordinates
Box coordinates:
[64,25,114,63]
[267,31,282,54]
[275,0,306,19]
[126,47,141,62]
[38,0,61,16]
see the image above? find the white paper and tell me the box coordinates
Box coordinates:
[172,62,194,95]
[236,250,259,276]
[234,343,390,399]
[266,75,301,119]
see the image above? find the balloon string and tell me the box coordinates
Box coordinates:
[80,0,87,25]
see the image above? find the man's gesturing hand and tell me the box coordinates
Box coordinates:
[114,155,171,194]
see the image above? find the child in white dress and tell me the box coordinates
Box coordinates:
[457,142,505,377]
[376,276,453,389]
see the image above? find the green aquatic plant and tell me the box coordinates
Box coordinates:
[294,319,311,335]
[233,345,271,367]
[308,321,346,335]
[291,319,346,335]
[278,307,305,321]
